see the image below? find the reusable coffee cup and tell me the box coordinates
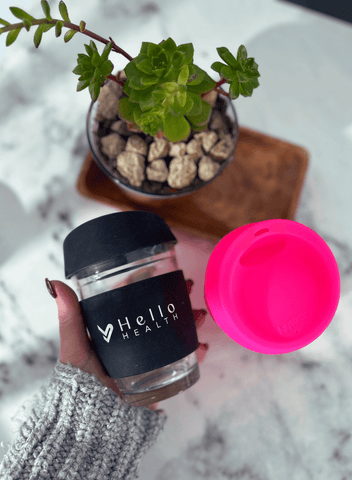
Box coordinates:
[204,219,341,354]
[63,211,200,406]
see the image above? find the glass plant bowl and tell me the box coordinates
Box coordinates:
[86,86,239,204]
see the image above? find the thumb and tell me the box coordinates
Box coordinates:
[50,280,93,369]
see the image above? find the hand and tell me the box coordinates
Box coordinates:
[47,279,209,411]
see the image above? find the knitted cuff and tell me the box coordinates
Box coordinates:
[0,360,167,480]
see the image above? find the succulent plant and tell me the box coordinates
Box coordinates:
[119,38,217,141]
[0,0,260,142]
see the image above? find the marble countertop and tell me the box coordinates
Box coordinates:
[1,0,352,478]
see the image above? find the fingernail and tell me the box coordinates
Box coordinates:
[45,278,57,299]
[199,342,209,351]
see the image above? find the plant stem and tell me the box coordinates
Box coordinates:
[215,78,226,89]
[215,87,230,98]
[201,77,229,98]
[107,74,125,86]
[1,18,133,61]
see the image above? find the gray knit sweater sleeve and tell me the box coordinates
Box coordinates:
[0,360,168,479]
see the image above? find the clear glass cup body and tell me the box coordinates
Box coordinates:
[72,243,200,407]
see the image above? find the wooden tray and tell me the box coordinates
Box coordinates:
[76,126,309,243]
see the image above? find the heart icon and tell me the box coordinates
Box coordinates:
[97,324,114,343]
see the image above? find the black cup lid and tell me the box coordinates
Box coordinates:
[63,211,177,279]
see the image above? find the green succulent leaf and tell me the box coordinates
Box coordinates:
[250,76,260,89]
[89,81,101,101]
[128,75,145,90]
[131,103,143,124]
[167,99,181,117]
[139,93,156,111]
[23,18,32,32]
[210,61,223,74]
[91,51,101,67]
[79,21,86,32]
[186,100,211,127]
[160,37,177,55]
[171,50,186,70]
[33,24,45,48]
[182,94,194,115]
[135,57,153,75]
[151,89,167,103]
[78,71,94,82]
[191,124,208,133]
[89,40,98,53]
[178,64,189,85]
[55,20,63,37]
[236,71,248,83]
[77,79,90,91]
[72,64,84,75]
[186,91,202,116]
[187,71,216,95]
[237,45,247,62]
[84,43,93,57]
[147,42,161,58]
[187,65,205,85]
[160,82,177,93]
[240,81,253,97]
[59,1,70,22]
[246,57,255,69]
[170,91,188,114]
[117,96,136,123]
[177,90,187,107]
[6,28,20,46]
[217,46,239,69]
[139,42,149,55]
[138,109,164,136]
[177,43,194,64]
[100,41,112,63]
[0,18,11,26]
[77,53,91,68]
[64,29,77,43]
[9,7,35,22]
[221,65,237,82]
[140,74,159,86]
[41,0,52,21]
[163,114,191,142]
[154,50,167,67]
[122,81,132,97]
[124,60,140,80]
[229,79,240,99]
[43,23,54,32]
[129,85,153,103]
[92,67,101,82]
[100,60,113,77]
[159,63,174,82]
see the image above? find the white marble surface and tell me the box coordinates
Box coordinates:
[1,0,352,477]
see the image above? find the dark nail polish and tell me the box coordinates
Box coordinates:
[45,278,57,298]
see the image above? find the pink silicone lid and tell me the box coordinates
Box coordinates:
[204,219,341,354]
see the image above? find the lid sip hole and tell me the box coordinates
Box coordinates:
[254,228,270,237]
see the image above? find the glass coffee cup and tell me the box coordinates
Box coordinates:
[63,211,200,406]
